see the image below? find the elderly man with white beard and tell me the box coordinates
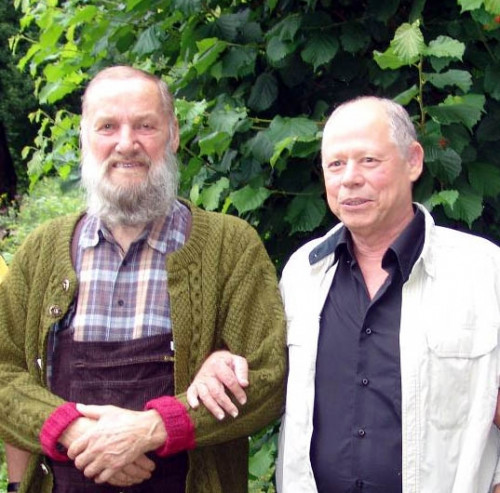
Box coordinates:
[0,66,286,493]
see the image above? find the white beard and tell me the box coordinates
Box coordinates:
[80,146,179,227]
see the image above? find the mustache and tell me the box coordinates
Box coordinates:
[103,152,152,170]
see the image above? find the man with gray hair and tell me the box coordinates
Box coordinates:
[0,65,286,493]
[190,96,500,492]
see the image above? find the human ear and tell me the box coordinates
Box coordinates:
[408,141,424,182]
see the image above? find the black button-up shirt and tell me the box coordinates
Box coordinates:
[310,209,425,493]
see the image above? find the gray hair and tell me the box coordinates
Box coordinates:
[326,96,418,158]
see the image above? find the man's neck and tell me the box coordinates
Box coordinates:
[350,218,414,299]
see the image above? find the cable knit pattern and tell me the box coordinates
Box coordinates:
[0,200,286,493]
[39,402,82,461]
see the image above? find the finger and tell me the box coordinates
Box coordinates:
[186,384,200,409]
[214,359,247,407]
[122,462,153,481]
[134,454,156,473]
[202,378,240,418]
[67,435,90,462]
[93,466,121,484]
[197,383,225,420]
[232,355,249,388]
[76,403,114,420]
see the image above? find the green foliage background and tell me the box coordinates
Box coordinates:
[3,0,500,490]
[8,0,500,265]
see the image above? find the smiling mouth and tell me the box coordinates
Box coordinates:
[342,198,370,206]
[112,162,147,168]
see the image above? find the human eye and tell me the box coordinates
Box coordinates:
[361,156,378,166]
[326,159,344,170]
[96,121,114,132]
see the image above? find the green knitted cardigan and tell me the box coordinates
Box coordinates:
[0,202,286,493]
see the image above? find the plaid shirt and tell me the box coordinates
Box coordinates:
[71,200,189,341]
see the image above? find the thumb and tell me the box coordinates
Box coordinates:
[76,403,110,419]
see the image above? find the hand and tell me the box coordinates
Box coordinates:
[493,485,500,493]
[67,404,165,484]
[104,454,155,486]
[186,350,249,420]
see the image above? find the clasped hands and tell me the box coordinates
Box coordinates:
[61,350,249,488]
[60,405,165,487]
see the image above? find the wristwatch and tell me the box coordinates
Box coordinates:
[7,482,20,492]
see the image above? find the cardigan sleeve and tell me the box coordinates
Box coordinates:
[169,214,287,449]
[0,217,79,453]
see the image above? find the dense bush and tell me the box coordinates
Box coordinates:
[8,0,500,266]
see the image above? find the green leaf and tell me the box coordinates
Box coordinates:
[193,38,228,76]
[393,85,419,105]
[267,14,301,42]
[200,177,230,211]
[367,0,400,21]
[39,22,65,47]
[132,26,162,56]
[215,11,250,42]
[266,37,290,64]
[248,73,278,112]
[230,186,272,214]
[392,21,425,63]
[427,190,459,209]
[427,94,486,131]
[425,36,465,59]
[426,147,462,182]
[244,132,274,163]
[409,0,427,22]
[38,79,80,104]
[301,33,339,71]
[266,0,278,13]
[249,437,276,478]
[425,69,472,93]
[443,186,483,227]
[477,115,500,142]
[468,162,500,197]
[219,46,257,78]
[198,131,232,158]
[266,116,318,144]
[208,106,247,135]
[457,0,483,11]
[285,191,326,234]
[373,46,411,70]
[484,0,500,14]
[270,136,295,167]
[340,23,371,54]
[484,64,500,100]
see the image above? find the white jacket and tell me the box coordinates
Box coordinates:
[277,204,500,493]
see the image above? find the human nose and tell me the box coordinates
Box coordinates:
[115,126,136,154]
[341,159,363,187]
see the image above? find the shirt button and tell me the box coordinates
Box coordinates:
[361,378,369,386]
[62,279,70,291]
[48,305,62,317]
[365,327,372,335]
[40,462,50,475]
[117,299,124,307]
[358,428,366,437]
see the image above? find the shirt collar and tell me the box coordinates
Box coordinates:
[309,206,426,282]
[383,207,425,282]
[79,201,183,255]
